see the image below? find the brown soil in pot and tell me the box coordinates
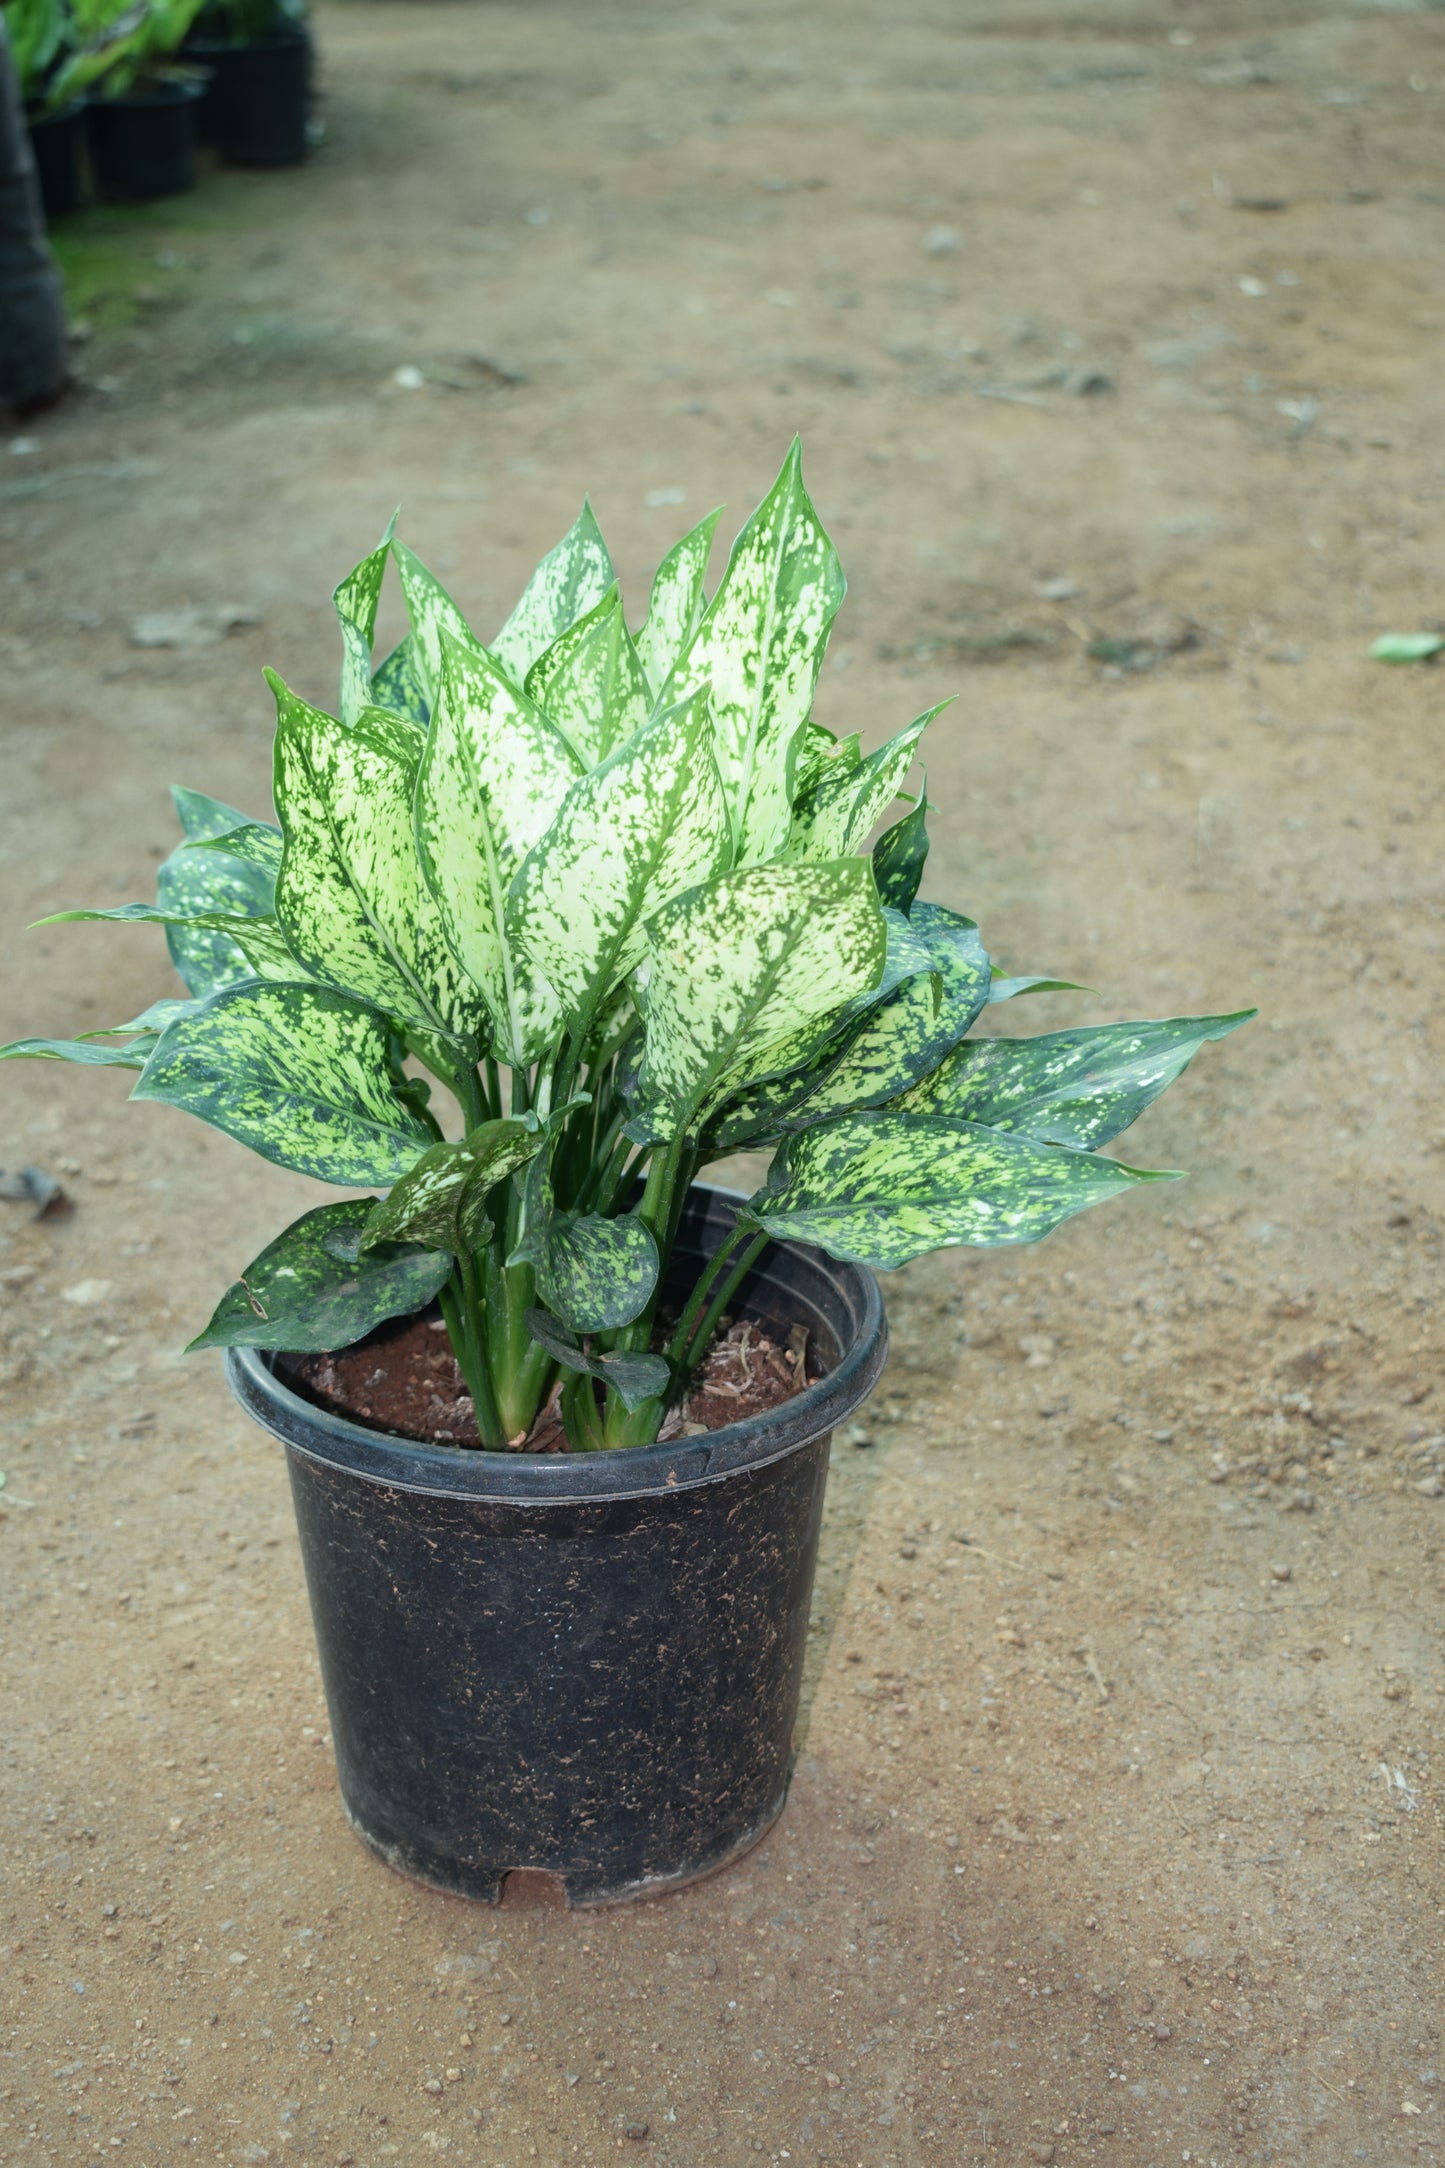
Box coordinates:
[276,1308,814,1452]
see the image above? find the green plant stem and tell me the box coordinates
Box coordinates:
[665,1222,748,1369]
[561,1369,605,1452]
[667,1231,770,1402]
[453,1062,488,1134]
[440,1264,506,1450]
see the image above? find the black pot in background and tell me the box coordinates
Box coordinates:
[226,1187,887,1907]
[26,99,88,220]
[86,76,205,202]
[185,25,311,167]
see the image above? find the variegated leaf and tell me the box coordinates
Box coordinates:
[132,981,431,1186]
[507,690,730,1023]
[0,1035,158,1070]
[188,1199,451,1354]
[360,1117,541,1254]
[393,542,486,705]
[158,817,277,997]
[707,904,989,1149]
[184,822,282,874]
[871,786,930,914]
[171,785,263,844]
[663,439,845,865]
[414,633,582,1065]
[898,1011,1255,1148]
[332,517,395,726]
[635,508,720,693]
[636,858,887,1129]
[268,673,485,1045]
[987,973,1090,1003]
[744,1110,1178,1269]
[792,722,861,800]
[524,585,654,766]
[490,501,615,686]
[523,1306,669,1413]
[783,706,941,862]
[370,636,431,728]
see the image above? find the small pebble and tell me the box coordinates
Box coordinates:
[624,2120,649,2140]
[423,2077,443,2095]
[1270,1563,1291,1582]
[1153,2023,1173,2042]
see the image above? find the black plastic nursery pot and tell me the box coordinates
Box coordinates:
[185,26,311,167]
[86,78,205,202]
[26,100,88,220]
[225,1187,887,1908]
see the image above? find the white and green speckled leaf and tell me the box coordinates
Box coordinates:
[414,633,582,1065]
[871,787,931,914]
[523,1306,670,1413]
[744,1110,1179,1269]
[783,706,941,863]
[0,1034,158,1070]
[635,508,720,693]
[707,903,989,1150]
[899,1012,1255,1148]
[370,636,431,728]
[524,585,653,765]
[132,981,431,1186]
[332,517,395,727]
[491,501,615,687]
[158,813,278,996]
[393,542,487,706]
[792,722,861,801]
[187,1199,451,1354]
[268,672,485,1045]
[636,858,887,1130]
[361,1117,542,1254]
[184,821,282,874]
[663,440,845,865]
[508,690,729,1024]
[509,1154,658,1332]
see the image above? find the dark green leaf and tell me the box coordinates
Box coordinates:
[523,1307,670,1413]
[899,1011,1255,1147]
[744,1110,1179,1269]
[187,1199,450,1354]
[509,1153,658,1332]
[871,790,931,914]
[370,636,431,727]
[361,1118,542,1254]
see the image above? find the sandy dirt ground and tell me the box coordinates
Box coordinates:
[3,2,1445,2163]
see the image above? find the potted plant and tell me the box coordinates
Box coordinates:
[10,0,89,218]
[55,0,210,201]
[183,0,310,168]
[3,445,1251,1905]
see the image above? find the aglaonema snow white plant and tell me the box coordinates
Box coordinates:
[3,444,1253,1452]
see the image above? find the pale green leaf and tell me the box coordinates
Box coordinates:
[268,672,485,1044]
[524,585,653,765]
[132,981,431,1186]
[507,689,730,1022]
[360,1118,542,1254]
[490,501,615,686]
[187,1199,450,1354]
[987,973,1090,1004]
[0,1035,157,1070]
[523,1306,669,1413]
[333,516,395,726]
[393,542,486,706]
[663,439,845,865]
[783,706,941,862]
[898,1011,1255,1147]
[636,857,887,1129]
[1370,632,1444,664]
[184,822,282,874]
[744,1110,1178,1268]
[635,508,721,693]
[414,632,582,1065]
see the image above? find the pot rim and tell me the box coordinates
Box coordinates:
[224,1186,886,1506]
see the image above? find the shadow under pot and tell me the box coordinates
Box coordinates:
[224,1186,888,1908]
[26,99,88,220]
[86,75,206,202]
[184,25,311,166]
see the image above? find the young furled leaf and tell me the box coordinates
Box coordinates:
[743,1109,1178,1269]
[783,706,942,863]
[414,632,582,1065]
[635,508,721,694]
[188,1199,451,1353]
[524,584,654,765]
[369,636,431,728]
[132,981,432,1186]
[636,857,887,1130]
[332,517,395,726]
[268,674,486,1046]
[392,543,486,706]
[507,690,730,1025]
[360,1117,541,1255]
[0,1035,158,1070]
[509,1152,658,1333]
[871,787,931,915]
[898,1012,1255,1148]
[490,501,615,687]
[664,439,845,866]
[523,1307,670,1414]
